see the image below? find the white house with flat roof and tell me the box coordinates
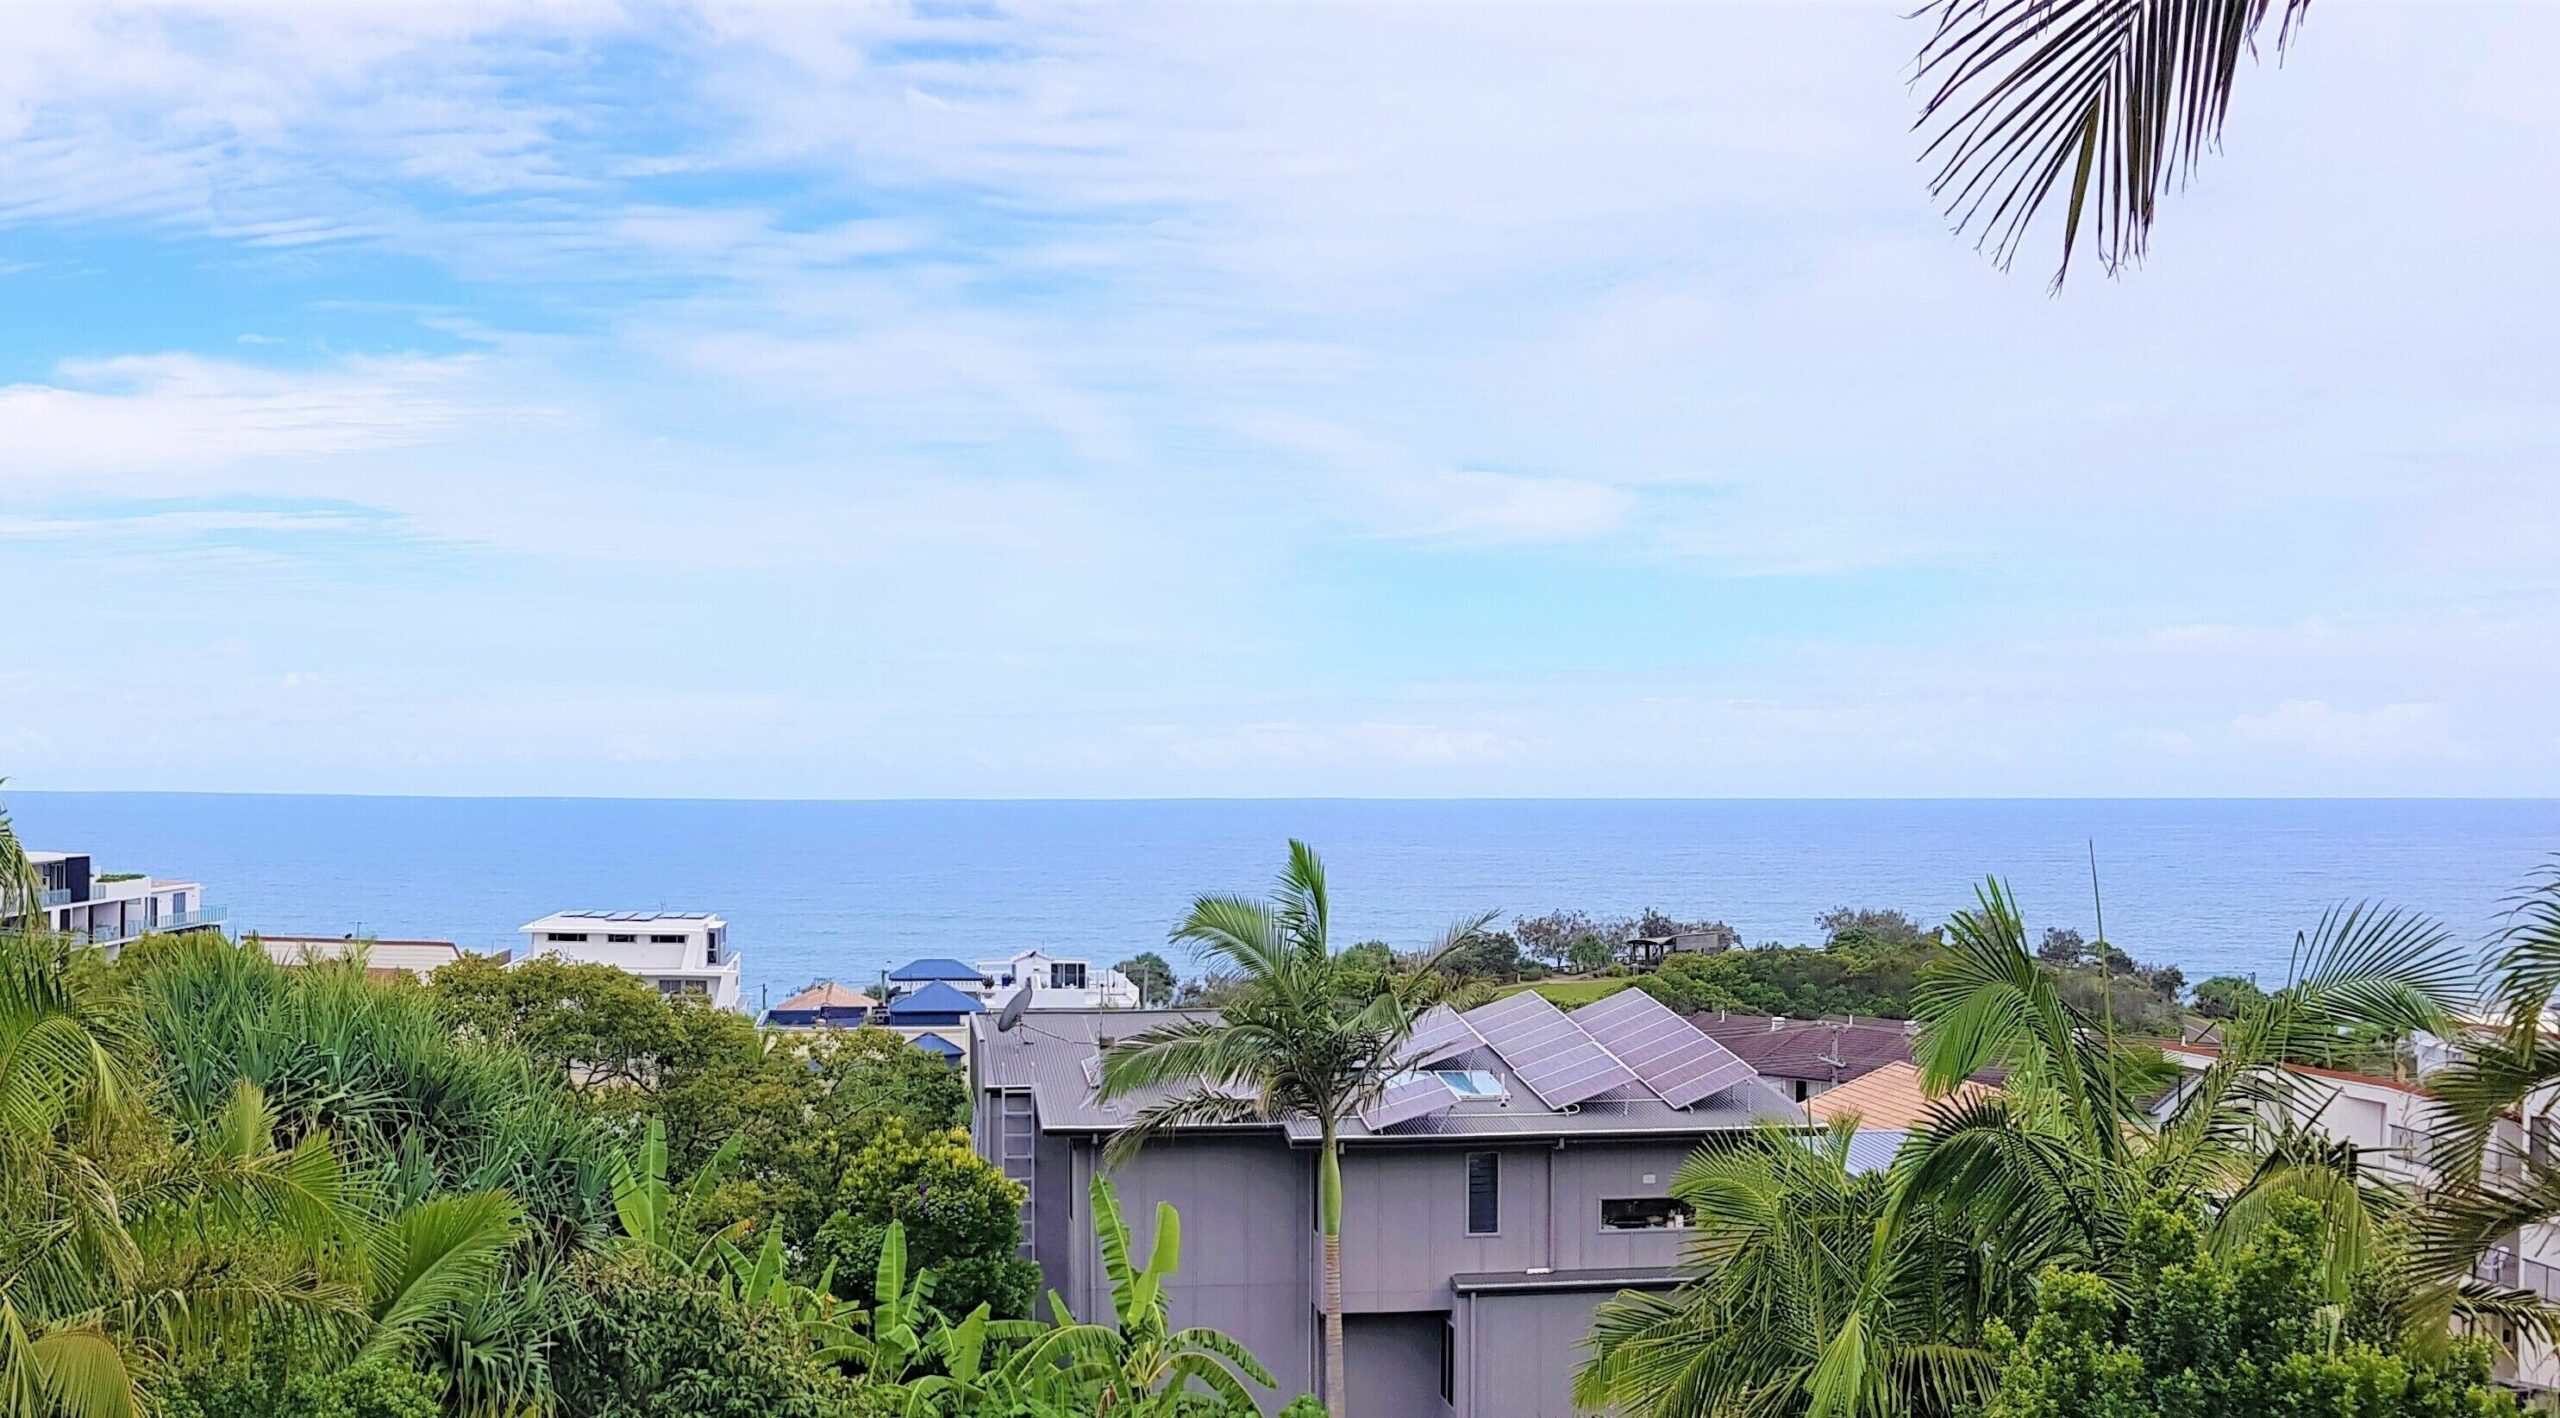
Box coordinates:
[972,947,1141,1010]
[7,851,220,955]
[517,911,740,1011]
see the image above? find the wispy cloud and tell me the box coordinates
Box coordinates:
[1,2,2556,794]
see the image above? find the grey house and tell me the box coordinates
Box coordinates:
[968,987,1800,1417]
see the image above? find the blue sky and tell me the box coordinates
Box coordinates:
[4,2,2556,798]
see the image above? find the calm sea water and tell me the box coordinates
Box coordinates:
[13,795,2559,1010]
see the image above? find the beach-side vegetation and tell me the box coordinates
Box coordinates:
[13,798,2560,1418]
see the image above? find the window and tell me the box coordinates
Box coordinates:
[1435,1070,1508,1100]
[1440,1320,1455,1404]
[1601,1197,1693,1231]
[1465,1152,1499,1235]
[607,933,636,943]
[650,934,686,944]
[1051,962,1087,990]
[547,932,588,942]
[1793,1079,1810,1103]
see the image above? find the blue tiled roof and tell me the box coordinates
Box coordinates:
[888,957,984,982]
[910,1032,965,1059]
[886,980,984,1016]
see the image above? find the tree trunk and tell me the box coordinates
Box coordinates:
[1321,1128,1346,1417]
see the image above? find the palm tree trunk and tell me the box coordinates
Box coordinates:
[1320,1126,1346,1417]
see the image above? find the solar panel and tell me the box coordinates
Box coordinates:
[1359,1073,1459,1130]
[1400,1004,1484,1067]
[1458,992,1638,1108]
[1573,989,1758,1107]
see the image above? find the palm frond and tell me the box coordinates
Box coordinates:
[1914,0,2308,283]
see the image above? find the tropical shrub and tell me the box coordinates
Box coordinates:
[812,1118,1038,1322]
[158,1349,444,1418]
[119,933,621,1245]
[1976,1198,2521,1418]
[546,1254,871,1418]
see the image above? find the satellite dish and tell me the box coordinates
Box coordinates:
[996,986,1034,1033]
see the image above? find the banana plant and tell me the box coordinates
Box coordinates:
[713,1229,865,1366]
[908,1179,1275,1417]
[607,1118,744,1273]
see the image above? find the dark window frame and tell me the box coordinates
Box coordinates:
[1600,1196,1693,1231]
[1465,1151,1500,1235]
[1440,1319,1455,1404]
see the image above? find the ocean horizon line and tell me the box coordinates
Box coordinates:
[16,789,2560,805]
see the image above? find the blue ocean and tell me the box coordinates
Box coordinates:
[13,795,2559,1012]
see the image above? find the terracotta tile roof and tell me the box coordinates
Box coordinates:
[774,980,877,1012]
[1805,1060,1991,1130]
[1689,1011,1916,1083]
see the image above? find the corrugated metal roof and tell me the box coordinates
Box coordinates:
[890,958,986,982]
[971,1009,1800,1142]
[887,981,985,1015]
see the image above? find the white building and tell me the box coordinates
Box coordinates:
[971,947,1141,1010]
[2153,1039,2560,1395]
[517,911,740,1011]
[255,934,464,982]
[9,851,219,954]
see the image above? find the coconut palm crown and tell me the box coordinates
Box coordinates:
[1097,839,1487,1418]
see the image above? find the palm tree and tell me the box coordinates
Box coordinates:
[1913,0,2317,283]
[1585,877,2516,1418]
[1903,879,2478,1302]
[0,935,146,1418]
[1097,840,1486,1418]
[0,784,44,943]
[1576,1124,1997,1418]
[2402,865,2560,1325]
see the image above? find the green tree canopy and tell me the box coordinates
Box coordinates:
[1115,951,1178,1007]
[811,1118,1038,1323]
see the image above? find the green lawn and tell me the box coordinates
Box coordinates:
[1501,976,1636,1007]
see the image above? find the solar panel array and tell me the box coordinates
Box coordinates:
[1571,988,1759,1108]
[1461,992,1640,1108]
[1352,989,1758,1133]
[1360,1072,1462,1130]
[1400,1004,1485,1068]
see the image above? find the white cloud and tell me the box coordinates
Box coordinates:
[2232,700,2456,762]
[0,354,503,481]
[3,3,2559,794]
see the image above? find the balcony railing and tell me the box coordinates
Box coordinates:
[75,907,227,945]
[2476,1249,2560,1302]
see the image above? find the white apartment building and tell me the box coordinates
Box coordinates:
[2154,1040,2560,1395]
[517,910,740,1011]
[9,851,220,954]
[972,947,1141,1010]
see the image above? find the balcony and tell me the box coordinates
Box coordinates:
[2477,1248,2560,1302]
[77,906,227,947]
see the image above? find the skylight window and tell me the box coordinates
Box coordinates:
[1436,1069,1508,1100]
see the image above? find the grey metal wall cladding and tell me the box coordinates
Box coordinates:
[1075,1137,1317,1403]
[1031,1130,1074,1273]
[1344,1312,1453,1418]
[1335,1143,1705,1311]
[1458,1289,1618,1418]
